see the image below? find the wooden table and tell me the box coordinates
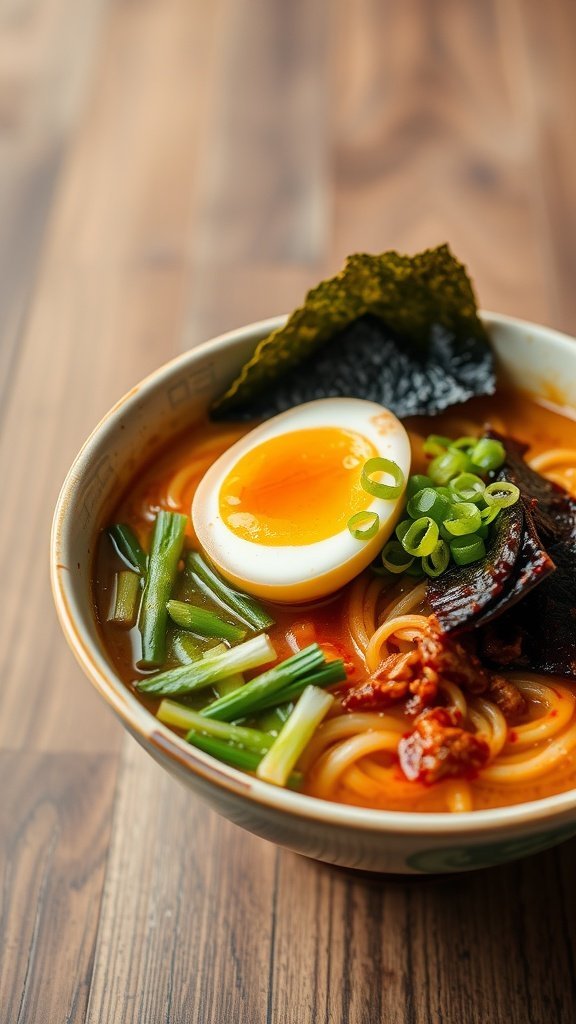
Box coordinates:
[2,1,576,1020]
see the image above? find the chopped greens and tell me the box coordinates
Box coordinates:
[368,433,519,580]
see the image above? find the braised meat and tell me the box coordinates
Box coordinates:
[398,707,490,784]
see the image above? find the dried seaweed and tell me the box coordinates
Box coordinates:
[212,245,494,420]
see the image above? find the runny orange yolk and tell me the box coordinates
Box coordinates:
[218,426,377,546]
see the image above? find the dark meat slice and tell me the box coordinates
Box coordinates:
[427,503,525,634]
[398,707,490,784]
[481,434,576,677]
[472,505,555,628]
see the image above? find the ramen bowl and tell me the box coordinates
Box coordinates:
[51,312,576,874]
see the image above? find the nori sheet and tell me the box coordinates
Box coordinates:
[211,244,495,420]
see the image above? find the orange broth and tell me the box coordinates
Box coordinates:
[93,390,576,811]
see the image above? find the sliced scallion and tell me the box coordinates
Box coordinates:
[443,502,482,537]
[109,570,140,627]
[136,633,276,696]
[406,474,434,499]
[401,516,439,557]
[256,685,334,787]
[450,534,486,566]
[347,510,379,540]
[167,599,246,643]
[422,435,453,456]
[483,481,521,508]
[470,438,506,472]
[361,458,405,500]
[422,540,450,578]
[406,487,451,524]
[449,472,486,503]
[381,540,414,574]
[428,450,472,485]
[138,511,187,668]
[108,524,147,575]
[186,551,274,631]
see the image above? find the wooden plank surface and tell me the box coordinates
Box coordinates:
[2,0,576,1021]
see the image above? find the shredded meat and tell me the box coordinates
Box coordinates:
[342,650,438,714]
[342,615,526,721]
[398,707,490,784]
[486,675,527,722]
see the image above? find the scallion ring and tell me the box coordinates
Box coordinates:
[480,504,501,525]
[361,457,405,499]
[449,436,478,452]
[381,540,414,574]
[407,487,452,524]
[348,510,380,540]
[401,516,439,557]
[422,540,450,577]
[423,435,453,457]
[449,472,486,503]
[450,534,486,566]
[443,502,482,537]
[428,450,472,486]
[406,474,434,499]
[470,438,506,471]
[483,481,521,508]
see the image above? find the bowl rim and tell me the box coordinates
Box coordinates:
[51,309,576,837]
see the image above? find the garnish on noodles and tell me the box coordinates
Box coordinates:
[211,245,494,421]
[93,248,576,813]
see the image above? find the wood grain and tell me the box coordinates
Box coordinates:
[2,0,576,1021]
[0,753,116,1024]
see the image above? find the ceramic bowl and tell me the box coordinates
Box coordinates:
[51,312,576,874]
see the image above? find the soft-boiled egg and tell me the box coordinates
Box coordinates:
[192,398,411,602]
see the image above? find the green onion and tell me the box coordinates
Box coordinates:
[406,474,434,499]
[361,458,405,499]
[422,540,450,578]
[136,633,276,696]
[449,436,478,451]
[256,685,334,787]
[108,524,147,575]
[251,661,345,713]
[109,570,140,627]
[401,516,439,557]
[470,438,506,471]
[213,673,245,698]
[167,599,246,643]
[257,704,294,735]
[185,733,303,788]
[157,700,273,753]
[138,511,187,668]
[450,534,486,566]
[381,540,414,574]
[347,510,380,540]
[449,472,486,503]
[423,434,453,456]
[480,504,501,525]
[201,644,344,722]
[428,450,472,485]
[395,519,412,543]
[406,487,451,524]
[443,502,482,537]
[186,551,274,631]
[169,630,202,664]
[483,481,521,508]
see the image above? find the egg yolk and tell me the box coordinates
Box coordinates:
[219,426,377,546]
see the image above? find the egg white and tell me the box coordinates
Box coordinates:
[192,398,411,602]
